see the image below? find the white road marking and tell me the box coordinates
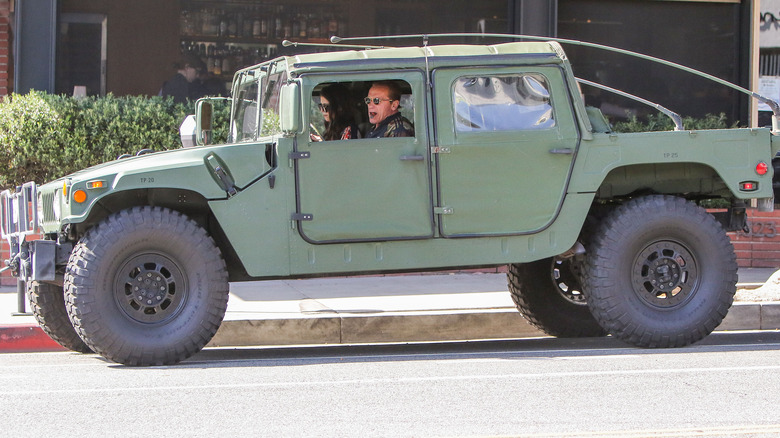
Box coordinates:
[2,364,780,396]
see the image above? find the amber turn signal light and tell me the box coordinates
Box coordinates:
[73,189,88,204]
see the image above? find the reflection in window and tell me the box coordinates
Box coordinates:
[260,71,287,137]
[453,74,555,132]
[231,72,259,143]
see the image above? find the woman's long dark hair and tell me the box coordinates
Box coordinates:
[321,83,357,140]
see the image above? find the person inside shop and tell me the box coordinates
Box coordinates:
[311,83,361,141]
[160,54,205,104]
[365,81,414,138]
[189,68,228,101]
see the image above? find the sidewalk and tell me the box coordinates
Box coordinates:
[2,268,779,353]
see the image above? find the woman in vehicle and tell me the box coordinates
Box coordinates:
[314,83,361,141]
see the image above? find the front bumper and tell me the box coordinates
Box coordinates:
[1,182,39,240]
[1,182,65,282]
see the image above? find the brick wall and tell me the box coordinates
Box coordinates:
[2,210,779,286]
[0,0,10,97]
[0,238,12,286]
[730,209,780,269]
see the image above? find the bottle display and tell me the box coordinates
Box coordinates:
[180,0,348,82]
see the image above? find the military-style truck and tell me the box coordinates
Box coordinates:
[3,34,779,365]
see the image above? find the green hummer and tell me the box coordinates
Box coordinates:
[3,34,779,366]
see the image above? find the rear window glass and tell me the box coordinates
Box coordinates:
[453,74,555,132]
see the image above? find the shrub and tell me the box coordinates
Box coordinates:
[611,112,736,133]
[0,92,230,189]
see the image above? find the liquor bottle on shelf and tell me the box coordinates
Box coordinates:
[328,14,338,37]
[308,13,320,39]
[274,7,283,39]
[297,11,307,38]
[262,10,271,38]
[252,7,263,38]
[218,11,228,37]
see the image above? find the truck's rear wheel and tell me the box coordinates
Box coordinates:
[508,258,607,338]
[28,281,91,353]
[584,195,737,348]
[64,207,229,366]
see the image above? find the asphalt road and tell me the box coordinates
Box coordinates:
[2,333,780,437]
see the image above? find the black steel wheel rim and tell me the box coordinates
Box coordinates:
[114,253,188,324]
[551,259,588,306]
[631,240,698,309]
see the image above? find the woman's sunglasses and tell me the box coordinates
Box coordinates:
[318,103,330,112]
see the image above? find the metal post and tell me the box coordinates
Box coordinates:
[16,278,26,314]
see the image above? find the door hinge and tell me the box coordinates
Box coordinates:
[289,151,311,160]
[431,146,451,154]
[291,212,314,221]
[434,206,453,215]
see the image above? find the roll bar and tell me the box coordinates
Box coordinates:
[331,33,780,132]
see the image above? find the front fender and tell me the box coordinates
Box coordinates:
[38,142,275,232]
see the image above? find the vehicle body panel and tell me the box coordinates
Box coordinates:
[4,39,776,283]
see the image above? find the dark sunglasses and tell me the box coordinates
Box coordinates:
[364,97,395,105]
[318,103,330,112]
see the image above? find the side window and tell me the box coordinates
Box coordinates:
[309,80,415,141]
[453,74,555,133]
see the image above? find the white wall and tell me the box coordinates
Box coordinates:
[761,0,780,48]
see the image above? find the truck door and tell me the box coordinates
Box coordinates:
[293,72,434,243]
[432,66,580,236]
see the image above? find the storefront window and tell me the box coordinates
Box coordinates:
[558,0,746,123]
[179,0,510,89]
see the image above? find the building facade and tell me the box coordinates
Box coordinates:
[1,0,757,125]
[0,0,769,286]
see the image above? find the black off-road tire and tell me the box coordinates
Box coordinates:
[28,281,92,353]
[584,195,737,348]
[508,258,607,338]
[64,207,229,366]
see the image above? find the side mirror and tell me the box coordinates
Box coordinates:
[279,82,300,135]
[196,99,213,145]
[195,97,230,146]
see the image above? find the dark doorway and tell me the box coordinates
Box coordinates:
[56,13,106,96]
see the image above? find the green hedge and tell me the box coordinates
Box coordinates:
[0,92,743,190]
[610,112,737,133]
[0,91,229,189]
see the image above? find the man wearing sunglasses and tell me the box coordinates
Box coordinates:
[365,81,414,138]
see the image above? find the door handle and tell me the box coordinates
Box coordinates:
[400,155,425,161]
[549,148,574,155]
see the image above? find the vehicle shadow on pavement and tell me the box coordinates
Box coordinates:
[105,331,780,370]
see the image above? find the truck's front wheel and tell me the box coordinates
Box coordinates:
[584,195,737,348]
[64,207,229,365]
[28,281,91,353]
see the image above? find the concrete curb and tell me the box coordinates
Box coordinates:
[0,325,66,353]
[3,302,780,354]
[205,302,780,349]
